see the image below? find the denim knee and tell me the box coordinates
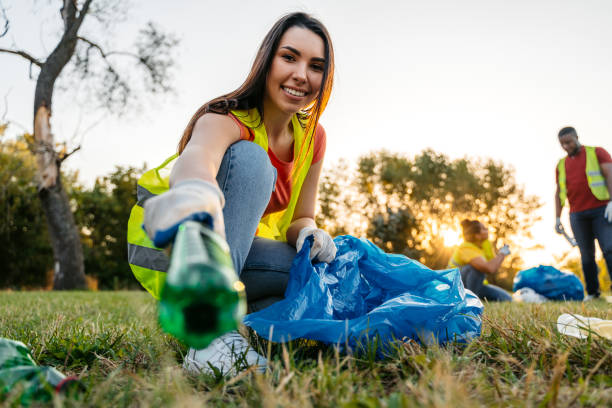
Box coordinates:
[217,140,276,201]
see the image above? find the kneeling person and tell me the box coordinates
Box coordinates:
[449,219,512,302]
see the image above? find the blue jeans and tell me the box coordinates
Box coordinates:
[216,141,295,312]
[460,265,512,302]
[569,205,612,296]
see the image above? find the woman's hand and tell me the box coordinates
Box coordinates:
[143,179,225,247]
[498,244,510,256]
[296,226,336,263]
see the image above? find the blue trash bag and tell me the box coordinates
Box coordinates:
[243,235,483,351]
[513,265,584,301]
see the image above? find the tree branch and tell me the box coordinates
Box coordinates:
[59,144,81,163]
[0,47,43,66]
[67,0,93,38]
[75,36,125,90]
[76,36,138,59]
[0,3,8,38]
[60,0,77,33]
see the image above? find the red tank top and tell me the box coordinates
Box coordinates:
[228,113,326,215]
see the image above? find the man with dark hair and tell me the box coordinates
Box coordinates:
[555,127,612,300]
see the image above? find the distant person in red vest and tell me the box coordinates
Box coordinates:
[554,126,612,300]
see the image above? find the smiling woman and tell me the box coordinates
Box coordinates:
[126,12,336,377]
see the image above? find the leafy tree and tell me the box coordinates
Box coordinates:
[0,0,177,289]
[0,135,53,287]
[73,165,143,289]
[318,149,542,289]
[0,130,144,289]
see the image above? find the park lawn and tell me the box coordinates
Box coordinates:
[0,291,610,407]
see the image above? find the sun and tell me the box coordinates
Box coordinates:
[441,228,462,247]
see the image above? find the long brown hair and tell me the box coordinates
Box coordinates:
[461,219,483,243]
[178,12,335,174]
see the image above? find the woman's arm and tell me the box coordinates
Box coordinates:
[169,113,242,186]
[285,159,324,247]
[469,252,507,275]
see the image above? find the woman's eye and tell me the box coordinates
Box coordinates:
[310,64,324,72]
[282,54,295,61]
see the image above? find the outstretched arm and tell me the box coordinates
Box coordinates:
[469,252,507,275]
[286,159,336,263]
[555,182,562,219]
[286,159,324,247]
[170,113,242,186]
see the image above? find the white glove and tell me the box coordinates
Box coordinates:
[499,244,510,256]
[144,179,225,247]
[605,201,612,223]
[555,217,564,234]
[296,226,336,263]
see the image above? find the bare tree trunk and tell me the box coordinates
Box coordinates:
[39,161,86,290]
[30,0,92,290]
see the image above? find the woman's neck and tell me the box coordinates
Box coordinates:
[262,98,293,142]
[467,238,485,247]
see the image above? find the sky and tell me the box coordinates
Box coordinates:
[2,0,612,267]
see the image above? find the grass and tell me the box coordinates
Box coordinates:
[0,291,611,407]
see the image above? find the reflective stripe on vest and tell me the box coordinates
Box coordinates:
[126,109,315,299]
[557,145,610,207]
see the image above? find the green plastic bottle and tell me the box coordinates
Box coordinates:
[158,220,246,349]
[0,338,80,405]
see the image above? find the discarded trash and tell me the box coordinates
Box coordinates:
[513,265,584,301]
[159,221,246,349]
[557,314,612,340]
[244,235,484,351]
[512,287,548,303]
[0,338,81,405]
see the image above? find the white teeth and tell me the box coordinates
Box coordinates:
[283,87,305,97]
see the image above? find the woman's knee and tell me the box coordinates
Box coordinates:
[217,141,276,196]
[460,265,484,290]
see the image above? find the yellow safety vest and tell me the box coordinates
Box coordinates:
[557,145,610,207]
[448,240,494,268]
[127,109,315,299]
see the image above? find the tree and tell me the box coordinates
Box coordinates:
[0,135,54,287]
[317,149,542,289]
[73,165,144,289]
[0,1,177,289]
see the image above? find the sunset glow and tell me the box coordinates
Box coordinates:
[441,228,462,248]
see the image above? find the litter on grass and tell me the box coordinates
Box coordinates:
[512,287,548,303]
[513,265,584,301]
[557,313,612,340]
[244,235,483,352]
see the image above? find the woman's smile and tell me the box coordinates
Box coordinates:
[282,86,307,98]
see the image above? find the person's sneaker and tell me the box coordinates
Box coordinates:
[584,293,600,302]
[182,330,267,376]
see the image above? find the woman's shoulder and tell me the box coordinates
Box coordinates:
[192,112,244,143]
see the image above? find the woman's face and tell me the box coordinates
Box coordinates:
[476,224,489,241]
[264,26,325,115]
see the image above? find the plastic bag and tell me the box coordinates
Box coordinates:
[557,314,612,340]
[243,235,483,350]
[512,287,548,303]
[512,265,584,301]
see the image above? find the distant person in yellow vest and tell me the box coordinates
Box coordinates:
[448,219,512,302]
[127,13,337,376]
[554,126,612,300]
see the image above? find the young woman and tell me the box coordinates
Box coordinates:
[448,219,513,302]
[128,12,336,375]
